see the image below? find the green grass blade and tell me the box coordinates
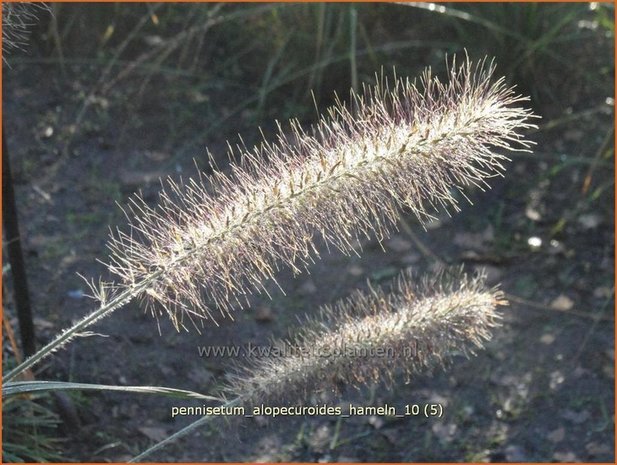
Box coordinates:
[3,380,221,401]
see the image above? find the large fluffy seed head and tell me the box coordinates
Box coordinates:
[225,268,505,404]
[104,57,536,329]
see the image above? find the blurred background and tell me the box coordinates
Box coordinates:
[2,2,614,462]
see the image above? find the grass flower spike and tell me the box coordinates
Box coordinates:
[130,268,505,462]
[225,269,505,404]
[105,57,536,329]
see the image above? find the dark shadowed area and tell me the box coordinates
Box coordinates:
[2,2,614,462]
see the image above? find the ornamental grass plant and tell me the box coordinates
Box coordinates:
[3,56,536,460]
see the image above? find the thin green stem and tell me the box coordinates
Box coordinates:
[3,276,157,384]
[130,397,243,462]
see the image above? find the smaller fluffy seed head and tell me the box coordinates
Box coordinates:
[104,57,535,329]
[224,268,505,404]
